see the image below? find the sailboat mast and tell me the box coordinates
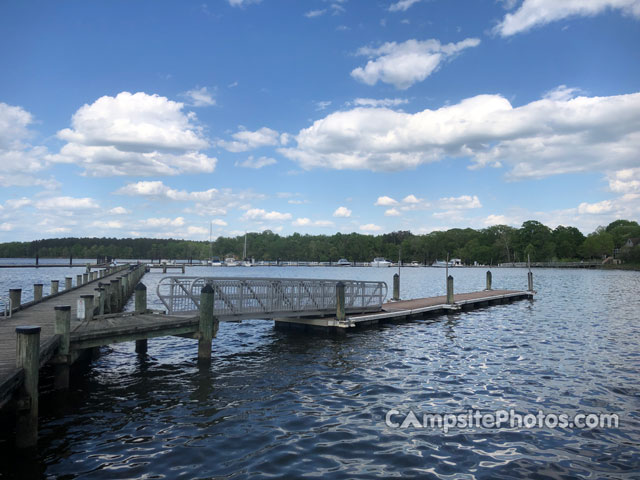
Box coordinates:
[243,233,247,260]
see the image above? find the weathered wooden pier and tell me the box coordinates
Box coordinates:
[1,268,533,448]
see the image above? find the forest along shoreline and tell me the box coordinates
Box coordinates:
[0,219,638,268]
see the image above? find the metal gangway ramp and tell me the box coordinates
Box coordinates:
[157,277,388,321]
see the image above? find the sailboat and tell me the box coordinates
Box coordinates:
[240,232,252,266]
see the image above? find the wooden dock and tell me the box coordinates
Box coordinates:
[0,264,139,409]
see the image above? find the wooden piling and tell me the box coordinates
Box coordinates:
[392,273,400,301]
[54,306,71,390]
[51,279,59,295]
[110,279,121,312]
[82,273,88,285]
[134,283,148,354]
[486,271,492,291]
[9,289,21,311]
[33,284,43,302]
[76,274,83,287]
[198,284,215,361]
[15,325,40,448]
[336,281,346,323]
[528,271,533,292]
[446,275,454,305]
[65,277,72,290]
[81,295,94,322]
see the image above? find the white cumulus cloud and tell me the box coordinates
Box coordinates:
[280,89,640,181]
[352,98,409,108]
[242,209,292,221]
[375,196,398,206]
[495,0,640,36]
[333,206,352,217]
[217,126,282,152]
[351,38,480,89]
[53,91,216,176]
[0,102,53,188]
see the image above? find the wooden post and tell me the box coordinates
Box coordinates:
[121,274,129,298]
[15,325,40,448]
[33,284,43,302]
[135,283,148,354]
[54,306,71,390]
[486,271,492,291]
[198,284,215,361]
[95,286,105,315]
[102,282,111,314]
[9,289,21,311]
[82,273,88,285]
[392,273,400,301]
[51,280,59,295]
[81,295,94,322]
[528,271,534,292]
[336,281,346,323]
[162,262,167,274]
[110,279,121,312]
[446,275,454,305]
[76,274,83,287]
[65,277,72,290]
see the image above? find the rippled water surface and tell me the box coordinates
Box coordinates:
[1,265,639,479]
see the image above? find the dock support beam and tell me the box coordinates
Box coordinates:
[528,271,534,292]
[9,288,21,311]
[446,275,454,305]
[134,283,148,354]
[486,271,492,291]
[51,280,59,295]
[392,273,400,301]
[15,326,41,448]
[336,281,346,323]
[198,284,216,362]
[54,306,71,390]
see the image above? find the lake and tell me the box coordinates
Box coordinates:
[1,264,639,478]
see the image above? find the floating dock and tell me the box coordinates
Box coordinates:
[274,289,532,330]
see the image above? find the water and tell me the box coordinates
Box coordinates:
[1,264,639,478]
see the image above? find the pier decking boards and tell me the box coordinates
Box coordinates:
[0,267,130,407]
[274,289,533,329]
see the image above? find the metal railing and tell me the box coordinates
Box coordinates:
[157,277,387,320]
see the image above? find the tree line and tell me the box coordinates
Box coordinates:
[0,219,639,264]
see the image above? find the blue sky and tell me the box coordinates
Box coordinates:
[1,0,639,242]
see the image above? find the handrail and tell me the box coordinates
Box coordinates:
[157,276,387,319]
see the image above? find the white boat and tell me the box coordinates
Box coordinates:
[208,256,223,267]
[409,261,421,267]
[432,259,463,267]
[371,257,391,267]
[224,257,238,267]
[336,258,351,266]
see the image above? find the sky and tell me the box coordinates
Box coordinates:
[1,0,639,242]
